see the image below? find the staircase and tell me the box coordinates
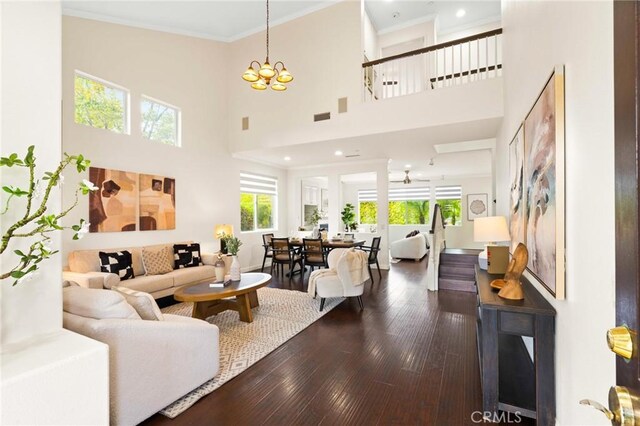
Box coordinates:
[438,249,481,292]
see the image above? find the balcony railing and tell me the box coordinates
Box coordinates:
[362,28,503,101]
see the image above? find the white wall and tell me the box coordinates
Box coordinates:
[1,3,108,424]
[363,9,379,60]
[228,1,362,153]
[378,19,436,51]
[496,1,614,424]
[61,17,287,272]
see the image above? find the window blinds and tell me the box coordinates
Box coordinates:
[240,173,278,195]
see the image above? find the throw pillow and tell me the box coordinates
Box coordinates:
[112,286,164,321]
[173,243,202,269]
[99,251,135,280]
[63,287,141,320]
[142,246,174,275]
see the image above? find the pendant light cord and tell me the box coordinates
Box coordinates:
[266,0,270,60]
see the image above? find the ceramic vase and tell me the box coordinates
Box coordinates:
[230,255,241,281]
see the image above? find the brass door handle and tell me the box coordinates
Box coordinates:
[607,326,634,359]
[580,386,640,425]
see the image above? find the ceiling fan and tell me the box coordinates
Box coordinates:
[390,170,430,185]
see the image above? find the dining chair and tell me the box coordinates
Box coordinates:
[261,233,274,272]
[302,238,327,278]
[270,237,303,283]
[361,236,382,284]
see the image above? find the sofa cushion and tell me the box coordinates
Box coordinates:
[63,286,141,320]
[173,243,203,269]
[121,274,174,294]
[166,265,216,287]
[69,247,145,277]
[142,246,174,275]
[112,286,164,321]
[99,251,135,280]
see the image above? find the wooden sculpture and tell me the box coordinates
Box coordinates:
[489,243,529,300]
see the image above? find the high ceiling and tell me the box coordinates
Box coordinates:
[62,0,501,42]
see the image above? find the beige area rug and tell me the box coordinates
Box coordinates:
[158,287,343,418]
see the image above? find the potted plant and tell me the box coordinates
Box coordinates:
[341,203,356,232]
[225,236,243,281]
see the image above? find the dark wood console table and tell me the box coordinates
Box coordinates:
[475,265,556,424]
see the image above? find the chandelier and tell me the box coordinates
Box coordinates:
[241,0,293,91]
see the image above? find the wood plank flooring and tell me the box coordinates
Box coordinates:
[143,258,530,426]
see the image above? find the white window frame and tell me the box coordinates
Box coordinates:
[240,172,278,233]
[435,185,463,227]
[74,70,130,135]
[389,187,431,225]
[140,94,182,147]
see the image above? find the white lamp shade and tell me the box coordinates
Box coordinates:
[473,216,510,243]
[214,224,234,239]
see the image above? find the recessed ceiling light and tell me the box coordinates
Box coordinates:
[456,9,466,18]
[405,164,412,168]
[284,156,291,161]
[335,150,343,156]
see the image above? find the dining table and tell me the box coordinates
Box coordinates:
[276,239,367,277]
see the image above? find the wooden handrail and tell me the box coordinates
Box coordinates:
[362,28,502,68]
[429,64,502,83]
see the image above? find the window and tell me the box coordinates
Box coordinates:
[74,71,128,134]
[388,187,430,225]
[141,96,181,146]
[436,185,462,226]
[357,189,377,224]
[240,173,277,232]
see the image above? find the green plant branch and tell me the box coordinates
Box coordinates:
[1,193,15,215]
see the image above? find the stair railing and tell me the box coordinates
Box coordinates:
[362,28,502,102]
[426,204,446,292]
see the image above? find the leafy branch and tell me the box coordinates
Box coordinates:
[1,146,95,285]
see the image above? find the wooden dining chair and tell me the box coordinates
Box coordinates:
[302,238,327,277]
[361,236,382,283]
[261,233,274,272]
[270,237,303,283]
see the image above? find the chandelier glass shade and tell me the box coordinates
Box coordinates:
[241,0,293,91]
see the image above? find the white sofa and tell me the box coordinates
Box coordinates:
[390,232,430,261]
[62,286,219,426]
[63,243,217,299]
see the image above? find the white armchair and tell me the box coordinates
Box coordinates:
[62,287,219,425]
[309,248,370,311]
[390,233,429,261]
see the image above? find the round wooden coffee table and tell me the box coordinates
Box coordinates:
[173,272,271,323]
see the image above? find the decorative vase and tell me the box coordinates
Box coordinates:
[214,257,226,282]
[230,255,241,281]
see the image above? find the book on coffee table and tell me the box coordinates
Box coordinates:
[210,279,232,288]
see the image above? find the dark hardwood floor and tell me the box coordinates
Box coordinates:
[143,258,528,426]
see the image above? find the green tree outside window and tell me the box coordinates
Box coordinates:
[438,199,462,226]
[74,74,126,133]
[359,201,377,224]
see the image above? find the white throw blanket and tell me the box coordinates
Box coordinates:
[307,248,370,296]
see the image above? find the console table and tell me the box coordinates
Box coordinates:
[475,265,556,424]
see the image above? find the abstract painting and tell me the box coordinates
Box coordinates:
[88,167,138,233]
[509,124,526,254]
[139,174,176,231]
[467,193,488,221]
[523,66,565,299]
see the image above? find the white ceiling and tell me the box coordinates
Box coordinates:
[366,0,501,35]
[62,0,501,42]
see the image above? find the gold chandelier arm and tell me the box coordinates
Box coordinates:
[249,60,261,69]
[273,61,285,70]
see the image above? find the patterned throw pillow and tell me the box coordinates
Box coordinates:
[173,243,202,269]
[142,246,174,275]
[99,251,135,281]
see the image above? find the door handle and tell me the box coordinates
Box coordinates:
[607,326,634,359]
[580,386,640,425]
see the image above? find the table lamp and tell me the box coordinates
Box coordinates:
[473,216,510,270]
[214,224,234,254]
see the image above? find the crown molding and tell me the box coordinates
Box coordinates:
[62,0,343,44]
[437,15,501,38]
